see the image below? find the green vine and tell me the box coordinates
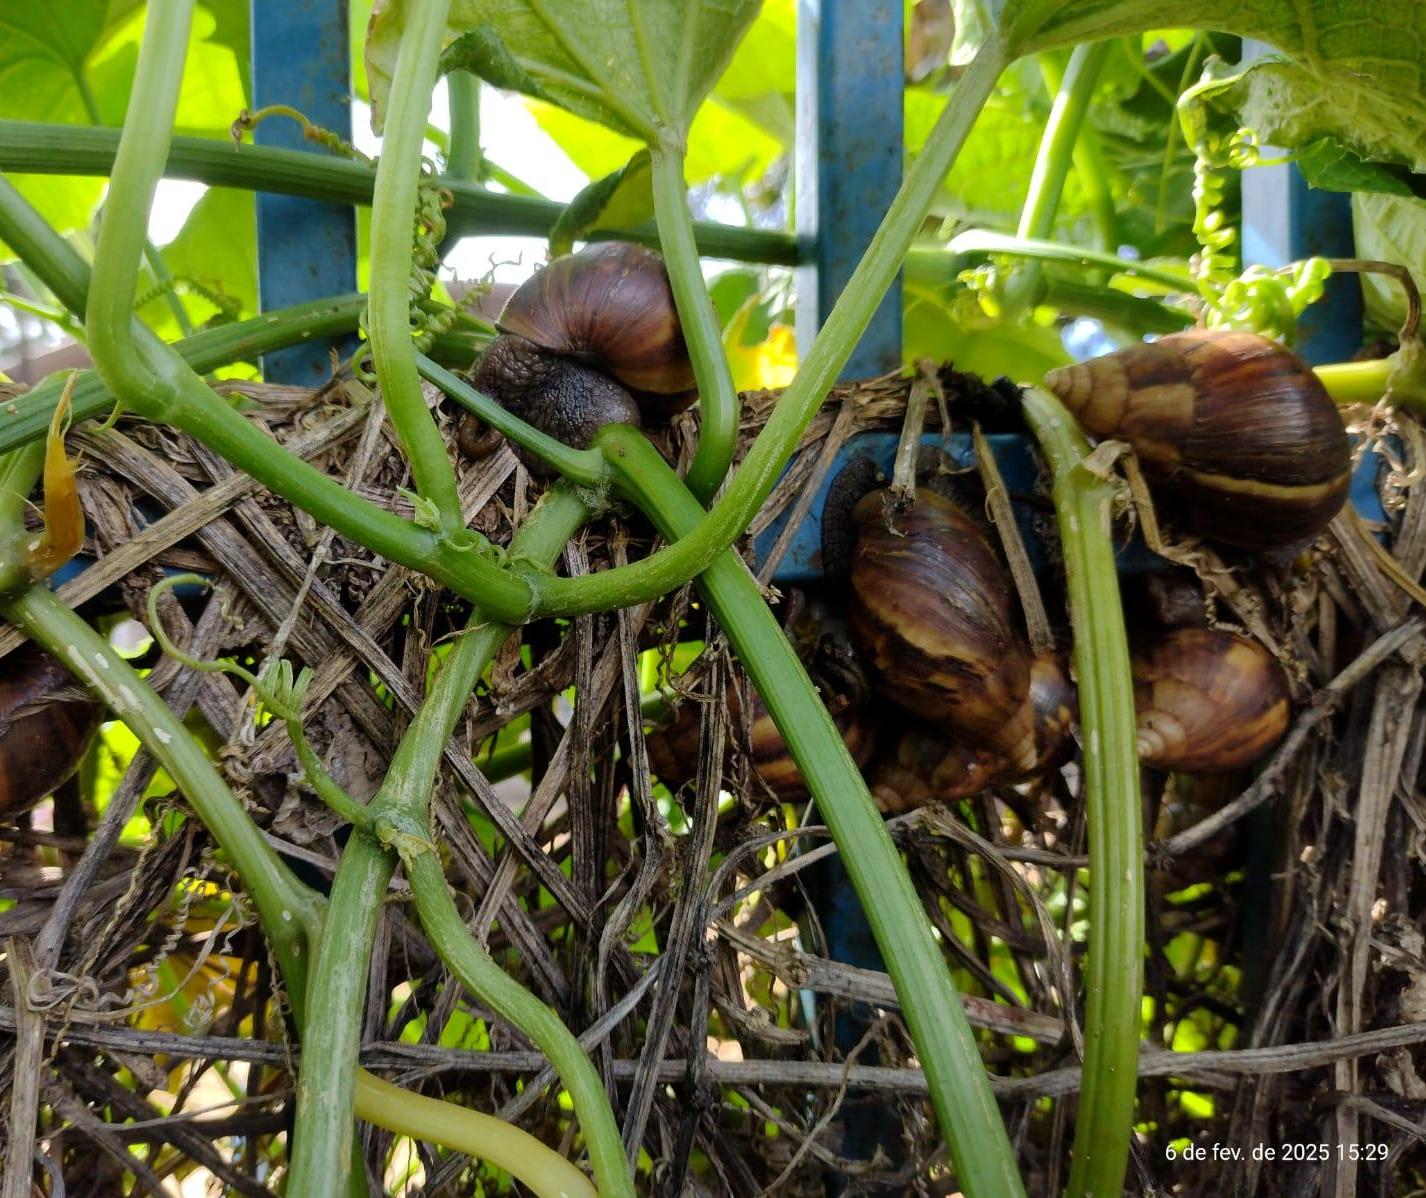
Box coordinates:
[1179,91,1332,339]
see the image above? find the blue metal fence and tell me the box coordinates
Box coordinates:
[251,0,358,385]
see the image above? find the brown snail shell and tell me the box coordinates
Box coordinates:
[497,241,696,417]
[647,685,875,799]
[1044,329,1350,552]
[0,645,103,818]
[847,488,1035,769]
[1132,628,1290,773]
[868,654,1076,813]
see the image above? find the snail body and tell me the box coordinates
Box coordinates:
[473,334,640,451]
[1044,329,1350,551]
[1132,627,1289,773]
[647,685,875,799]
[470,243,696,461]
[847,489,1036,769]
[0,645,103,817]
[869,654,1076,813]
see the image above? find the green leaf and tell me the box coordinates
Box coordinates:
[366,0,760,145]
[529,91,782,190]
[1353,192,1426,337]
[1294,138,1420,198]
[904,286,1071,380]
[0,1,247,260]
[1001,1,1426,182]
[711,0,794,145]
[87,5,248,138]
[547,150,653,256]
[137,187,256,345]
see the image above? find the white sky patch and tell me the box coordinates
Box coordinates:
[147,178,208,245]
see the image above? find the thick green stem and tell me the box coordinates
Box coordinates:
[1019,387,1141,1198]
[70,58,193,338]
[1315,359,1394,405]
[405,850,617,1197]
[649,147,737,501]
[947,229,1194,293]
[86,0,193,379]
[0,121,797,265]
[288,831,387,1193]
[291,486,629,1198]
[69,7,534,620]
[0,176,90,317]
[1018,42,1111,241]
[527,41,1008,618]
[1003,40,1112,310]
[445,70,483,184]
[1037,52,1116,254]
[367,0,463,532]
[904,256,1190,336]
[0,294,367,454]
[1315,355,1426,412]
[1,585,321,1003]
[599,427,1025,1197]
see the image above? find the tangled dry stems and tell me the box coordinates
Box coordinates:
[1,371,1424,1195]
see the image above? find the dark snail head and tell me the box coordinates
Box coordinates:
[847,488,1035,769]
[1044,329,1351,552]
[472,334,640,457]
[1132,627,1290,773]
[0,645,103,818]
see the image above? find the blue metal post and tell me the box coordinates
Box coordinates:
[794,3,905,1176]
[251,0,358,385]
[795,0,904,377]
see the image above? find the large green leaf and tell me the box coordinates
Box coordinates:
[528,90,782,189]
[984,1,1426,179]
[87,5,247,138]
[711,0,794,145]
[0,0,247,258]
[153,187,257,325]
[0,1,244,134]
[366,0,761,145]
[1179,52,1426,189]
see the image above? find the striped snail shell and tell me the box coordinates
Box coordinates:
[847,488,1036,770]
[1132,628,1290,773]
[1044,329,1350,552]
[0,645,103,818]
